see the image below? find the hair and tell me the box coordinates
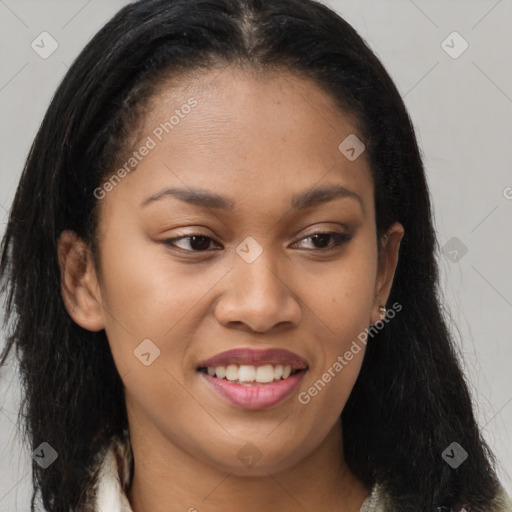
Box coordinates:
[0,0,504,510]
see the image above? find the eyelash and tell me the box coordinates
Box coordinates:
[163,230,352,254]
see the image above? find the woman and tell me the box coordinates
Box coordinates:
[1,0,510,511]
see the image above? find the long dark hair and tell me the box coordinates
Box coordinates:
[0,0,503,510]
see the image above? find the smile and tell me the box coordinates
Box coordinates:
[196,348,309,410]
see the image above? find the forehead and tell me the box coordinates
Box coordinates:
[143,65,365,157]
[101,65,373,219]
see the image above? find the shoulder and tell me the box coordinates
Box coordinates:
[360,482,512,512]
[493,485,512,512]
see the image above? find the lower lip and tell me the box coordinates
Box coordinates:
[199,371,306,410]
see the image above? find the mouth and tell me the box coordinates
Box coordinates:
[196,348,309,410]
[196,347,309,384]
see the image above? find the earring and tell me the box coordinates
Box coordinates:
[368,305,387,331]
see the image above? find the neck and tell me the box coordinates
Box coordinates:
[126,416,369,512]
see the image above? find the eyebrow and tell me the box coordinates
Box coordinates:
[141,183,364,213]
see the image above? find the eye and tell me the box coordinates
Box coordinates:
[292,230,352,251]
[163,234,220,252]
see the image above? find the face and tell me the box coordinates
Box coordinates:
[59,66,403,476]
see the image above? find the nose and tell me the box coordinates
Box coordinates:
[213,248,302,334]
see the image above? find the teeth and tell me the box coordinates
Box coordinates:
[225,364,238,381]
[255,364,275,383]
[207,364,295,383]
[238,365,256,382]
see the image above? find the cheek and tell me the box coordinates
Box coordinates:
[96,229,232,375]
[98,228,218,331]
[300,240,377,342]
[296,240,376,404]
[298,277,369,423]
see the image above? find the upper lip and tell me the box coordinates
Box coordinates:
[197,348,309,370]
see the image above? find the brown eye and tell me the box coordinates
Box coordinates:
[293,231,352,250]
[164,234,219,252]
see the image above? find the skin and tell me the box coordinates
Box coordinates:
[58,66,404,512]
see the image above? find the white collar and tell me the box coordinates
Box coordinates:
[91,431,134,512]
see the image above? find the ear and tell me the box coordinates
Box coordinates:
[370,221,404,325]
[57,230,105,332]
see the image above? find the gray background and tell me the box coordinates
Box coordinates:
[1,0,511,509]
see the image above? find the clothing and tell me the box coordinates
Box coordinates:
[89,433,512,511]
